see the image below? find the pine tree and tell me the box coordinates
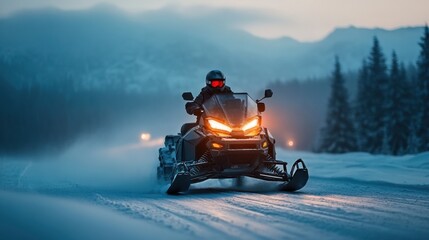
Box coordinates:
[319,57,356,153]
[354,59,371,151]
[366,37,389,153]
[416,25,429,152]
[401,63,420,154]
[385,52,410,155]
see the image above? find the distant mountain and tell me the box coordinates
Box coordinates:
[310,26,421,72]
[0,6,424,93]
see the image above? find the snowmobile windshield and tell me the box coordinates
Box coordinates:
[202,93,258,126]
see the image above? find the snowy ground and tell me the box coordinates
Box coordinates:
[1,140,429,239]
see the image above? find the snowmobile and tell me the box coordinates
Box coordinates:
[157,89,308,194]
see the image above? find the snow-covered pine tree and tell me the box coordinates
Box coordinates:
[416,25,429,152]
[385,52,410,155]
[354,60,371,151]
[366,37,389,153]
[319,57,356,153]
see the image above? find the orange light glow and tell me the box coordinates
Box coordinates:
[262,141,268,148]
[208,119,233,133]
[242,118,259,131]
[288,140,294,147]
[211,142,223,149]
[140,133,151,141]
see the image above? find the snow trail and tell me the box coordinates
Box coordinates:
[92,177,429,240]
[1,142,429,239]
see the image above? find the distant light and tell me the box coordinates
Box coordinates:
[288,140,294,147]
[140,133,151,141]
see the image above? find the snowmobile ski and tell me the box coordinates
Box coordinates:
[279,159,309,191]
[167,170,191,194]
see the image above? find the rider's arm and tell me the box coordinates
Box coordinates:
[185,102,199,115]
[185,90,204,115]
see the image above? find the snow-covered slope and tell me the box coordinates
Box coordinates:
[279,150,429,186]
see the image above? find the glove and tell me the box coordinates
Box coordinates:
[193,107,202,116]
[186,102,201,115]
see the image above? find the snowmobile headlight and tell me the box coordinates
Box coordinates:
[242,118,259,132]
[208,119,233,133]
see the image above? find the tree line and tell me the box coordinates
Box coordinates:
[0,76,159,155]
[319,26,429,155]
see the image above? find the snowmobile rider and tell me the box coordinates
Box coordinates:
[185,70,233,116]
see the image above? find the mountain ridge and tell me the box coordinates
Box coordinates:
[0,7,425,93]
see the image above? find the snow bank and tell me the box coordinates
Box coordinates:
[278,149,429,186]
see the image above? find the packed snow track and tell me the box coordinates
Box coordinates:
[93,177,429,239]
[1,149,429,239]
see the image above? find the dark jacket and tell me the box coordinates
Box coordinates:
[186,85,232,115]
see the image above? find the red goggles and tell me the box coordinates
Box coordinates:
[210,80,225,88]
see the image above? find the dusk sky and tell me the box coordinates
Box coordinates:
[0,0,428,41]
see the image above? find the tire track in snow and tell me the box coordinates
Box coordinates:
[95,194,203,237]
[152,198,271,240]
[93,178,429,240]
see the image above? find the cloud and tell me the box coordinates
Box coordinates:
[133,4,287,32]
[0,0,428,41]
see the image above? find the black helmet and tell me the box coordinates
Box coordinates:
[206,70,226,90]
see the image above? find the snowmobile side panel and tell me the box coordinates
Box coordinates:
[177,128,207,162]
